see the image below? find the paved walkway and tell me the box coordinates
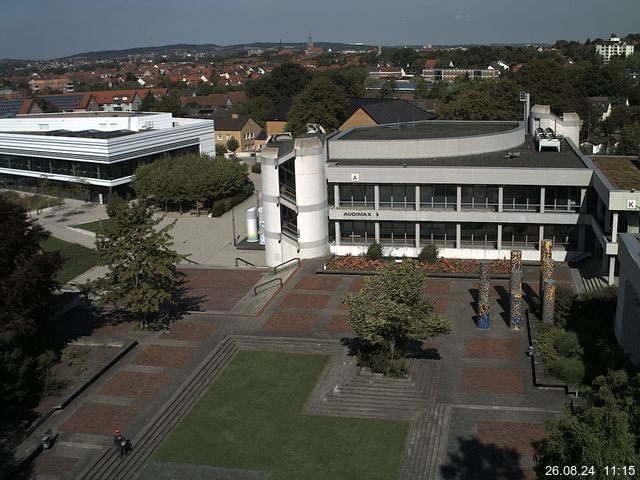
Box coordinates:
[24,259,570,480]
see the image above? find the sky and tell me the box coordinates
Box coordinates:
[1,0,639,60]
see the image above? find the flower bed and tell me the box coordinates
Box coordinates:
[326,255,510,275]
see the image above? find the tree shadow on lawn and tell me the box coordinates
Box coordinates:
[441,437,527,480]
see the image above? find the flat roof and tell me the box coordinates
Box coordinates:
[15,111,157,119]
[330,137,587,169]
[338,120,520,141]
[593,156,640,190]
[0,129,140,139]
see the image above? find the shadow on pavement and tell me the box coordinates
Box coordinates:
[440,437,526,480]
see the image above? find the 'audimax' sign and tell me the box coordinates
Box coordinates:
[342,211,379,217]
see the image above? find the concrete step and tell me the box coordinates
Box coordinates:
[79,336,239,480]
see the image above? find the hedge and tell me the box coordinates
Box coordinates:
[209,182,255,217]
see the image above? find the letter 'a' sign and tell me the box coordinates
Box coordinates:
[628,199,637,209]
[351,173,359,182]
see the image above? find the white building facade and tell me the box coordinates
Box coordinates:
[595,34,635,64]
[0,112,214,202]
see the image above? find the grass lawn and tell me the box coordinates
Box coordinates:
[72,218,112,233]
[154,351,409,480]
[42,237,99,284]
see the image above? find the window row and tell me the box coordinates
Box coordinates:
[329,184,581,213]
[0,146,199,181]
[332,221,577,249]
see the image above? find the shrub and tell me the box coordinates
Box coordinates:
[366,242,384,260]
[536,324,564,363]
[251,163,261,174]
[210,200,226,217]
[356,346,407,378]
[418,244,439,264]
[553,286,576,328]
[553,331,582,358]
[546,356,585,385]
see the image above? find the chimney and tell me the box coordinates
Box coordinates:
[231,113,239,119]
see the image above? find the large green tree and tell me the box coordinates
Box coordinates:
[343,261,452,372]
[88,197,186,328]
[285,77,348,135]
[534,370,640,478]
[0,196,61,413]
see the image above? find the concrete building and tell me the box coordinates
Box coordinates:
[421,66,500,83]
[0,111,214,202]
[595,34,635,64]
[615,233,640,364]
[258,107,640,285]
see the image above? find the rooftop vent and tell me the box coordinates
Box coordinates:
[306,123,326,134]
[505,151,521,159]
[266,132,293,143]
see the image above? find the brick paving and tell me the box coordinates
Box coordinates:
[35,455,79,476]
[294,276,341,291]
[180,268,263,310]
[326,314,354,334]
[279,292,330,309]
[130,345,195,369]
[159,321,217,341]
[263,311,320,331]
[465,338,519,360]
[61,403,138,435]
[99,371,169,399]
[477,421,545,457]
[463,367,524,394]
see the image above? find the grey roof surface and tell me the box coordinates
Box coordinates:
[0,99,27,116]
[329,138,586,169]
[353,99,436,124]
[339,121,519,141]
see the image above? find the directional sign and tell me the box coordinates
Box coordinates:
[351,173,359,181]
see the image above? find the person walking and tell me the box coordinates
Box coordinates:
[113,429,126,459]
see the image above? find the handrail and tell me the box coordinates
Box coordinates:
[254,277,282,295]
[184,257,200,265]
[273,257,300,274]
[235,257,256,267]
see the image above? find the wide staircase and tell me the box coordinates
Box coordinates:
[575,256,609,292]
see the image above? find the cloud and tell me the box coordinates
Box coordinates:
[454,14,475,22]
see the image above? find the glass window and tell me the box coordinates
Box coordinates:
[281,206,298,238]
[544,224,577,250]
[545,187,580,212]
[50,159,74,176]
[338,183,374,208]
[503,186,540,211]
[420,222,456,247]
[379,184,415,209]
[420,184,456,209]
[502,224,539,249]
[461,185,498,210]
[340,221,375,244]
[379,222,416,245]
[460,223,498,248]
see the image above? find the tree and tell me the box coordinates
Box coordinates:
[87,197,186,328]
[139,91,159,111]
[226,136,239,153]
[343,261,452,374]
[379,78,396,99]
[244,63,312,105]
[617,123,640,155]
[215,143,227,158]
[0,196,61,413]
[235,95,273,126]
[285,77,348,135]
[534,370,640,477]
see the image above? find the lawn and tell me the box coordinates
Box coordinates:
[154,351,409,480]
[72,218,112,233]
[42,237,99,284]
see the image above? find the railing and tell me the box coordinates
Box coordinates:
[420,200,456,209]
[274,257,300,274]
[279,183,296,201]
[379,235,416,245]
[254,277,283,295]
[184,257,200,265]
[502,201,540,212]
[460,200,499,211]
[235,257,256,267]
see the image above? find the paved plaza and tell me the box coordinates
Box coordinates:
[22,257,571,480]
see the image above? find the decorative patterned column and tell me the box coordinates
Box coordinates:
[477,301,490,329]
[542,279,557,323]
[539,239,553,295]
[477,260,491,329]
[509,250,523,330]
[510,291,523,330]
[540,258,555,296]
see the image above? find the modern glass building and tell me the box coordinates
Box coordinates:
[0,112,214,202]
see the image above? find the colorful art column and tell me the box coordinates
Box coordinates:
[540,258,555,297]
[509,250,523,330]
[539,239,552,294]
[542,278,557,323]
[510,291,523,330]
[477,260,491,329]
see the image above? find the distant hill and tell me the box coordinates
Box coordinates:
[63,41,378,60]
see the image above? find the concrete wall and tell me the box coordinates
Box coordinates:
[3,112,174,132]
[329,122,525,160]
[529,105,582,146]
[615,233,640,364]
